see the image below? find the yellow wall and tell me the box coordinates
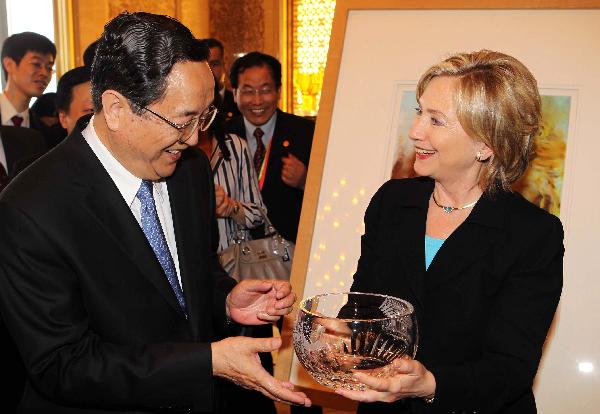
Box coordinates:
[66,0,209,67]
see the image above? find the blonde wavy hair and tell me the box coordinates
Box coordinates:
[416,50,541,193]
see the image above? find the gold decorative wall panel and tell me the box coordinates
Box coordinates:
[68,0,208,68]
[208,0,284,107]
[108,0,176,17]
[209,0,265,72]
[291,0,335,117]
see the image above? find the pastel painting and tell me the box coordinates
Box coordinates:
[512,95,570,216]
[390,93,570,217]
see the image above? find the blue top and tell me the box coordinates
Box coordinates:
[425,235,445,270]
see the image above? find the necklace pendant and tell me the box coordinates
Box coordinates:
[442,206,454,214]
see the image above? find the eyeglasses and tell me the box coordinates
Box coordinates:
[239,86,276,98]
[141,104,218,143]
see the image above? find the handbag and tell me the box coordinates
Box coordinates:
[218,206,294,282]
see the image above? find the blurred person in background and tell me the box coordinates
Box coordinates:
[56,66,93,134]
[198,38,240,122]
[1,31,56,149]
[196,82,266,254]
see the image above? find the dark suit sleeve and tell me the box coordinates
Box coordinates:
[430,213,563,412]
[289,117,314,168]
[0,201,216,412]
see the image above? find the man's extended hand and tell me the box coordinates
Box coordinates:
[212,336,311,407]
[226,280,295,325]
[281,153,307,189]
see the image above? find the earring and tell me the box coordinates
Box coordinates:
[476,151,483,162]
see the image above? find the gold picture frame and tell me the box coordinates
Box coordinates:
[276,1,600,413]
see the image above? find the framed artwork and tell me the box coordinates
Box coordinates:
[275,1,600,413]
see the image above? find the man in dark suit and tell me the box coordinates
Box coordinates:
[226,51,314,243]
[0,125,45,412]
[0,12,310,413]
[0,125,45,185]
[1,31,56,149]
[225,52,316,413]
[198,38,240,122]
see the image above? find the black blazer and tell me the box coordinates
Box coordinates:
[220,89,240,122]
[0,109,61,149]
[0,117,237,413]
[226,109,314,242]
[351,177,563,414]
[0,125,46,410]
[0,125,45,177]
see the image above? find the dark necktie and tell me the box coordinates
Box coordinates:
[11,115,24,127]
[136,180,187,314]
[0,163,9,192]
[253,127,266,174]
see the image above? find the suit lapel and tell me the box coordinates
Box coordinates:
[393,179,433,312]
[1,130,20,173]
[264,110,288,186]
[68,130,187,317]
[167,163,208,335]
[395,206,427,312]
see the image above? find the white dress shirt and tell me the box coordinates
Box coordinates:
[81,116,183,288]
[0,93,30,127]
[0,93,32,170]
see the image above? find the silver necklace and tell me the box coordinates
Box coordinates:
[432,191,479,214]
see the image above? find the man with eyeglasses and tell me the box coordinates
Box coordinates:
[227,51,314,244]
[226,51,316,414]
[0,12,311,413]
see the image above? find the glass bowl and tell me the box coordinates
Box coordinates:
[293,292,418,390]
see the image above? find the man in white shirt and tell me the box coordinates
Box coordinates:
[0,12,310,413]
[0,32,55,130]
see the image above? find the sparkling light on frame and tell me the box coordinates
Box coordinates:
[308,176,369,291]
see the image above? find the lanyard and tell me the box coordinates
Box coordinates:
[257,139,273,191]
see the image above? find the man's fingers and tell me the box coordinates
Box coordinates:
[238,279,275,294]
[272,281,291,297]
[250,336,282,353]
[251,367,312,407]
[256,312,281,322]
[267,384,311,407]
[274,292,295,309]
[280,381,296,390]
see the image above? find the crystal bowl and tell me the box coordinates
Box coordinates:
[293,292,418,390]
